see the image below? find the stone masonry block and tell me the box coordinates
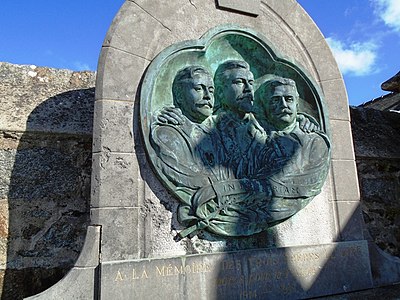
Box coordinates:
[103,1,177,61]
[126,0,320,82]
[217,0,260,16]
[91,207,140,262]
[332,160,361,201]
[335,201,365,241]
[95,47,149,101]
[74,226,101,268]
[99,242,372,299]
[25,267,97,300]
[282,2,325,49]
[93,100,134,153]
[306,42,342,82]
[91,153,139,208]
[261,0,297,20]
[320,78,350,121]
[0,62,95,134]
[129,0,275,47]
[330,120,356,160]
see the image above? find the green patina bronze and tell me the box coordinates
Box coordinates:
[140,26,331,238]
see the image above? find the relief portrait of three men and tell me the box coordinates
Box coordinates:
[140,26,331,238]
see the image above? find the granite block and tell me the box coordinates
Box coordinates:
[282,2,325,48]
[91,207,139,262]
[217,0,260,16]
[368,242,400,287]
[25,267,98,300]
[335,201,365,241]
[103,1,177,61]
[332,160,361,201]
[92,100,134,154]
[95,47,148,101]
[260,0,297,20]
[320,78,350,121]
[74,226,101,268]
[100,241,372,299]
[91,152,139,208]
[306,42,342,82]
[330,120,356,160]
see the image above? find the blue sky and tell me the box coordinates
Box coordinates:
[298,0,400,106]
[0,1,124,71]
[0,1,398,106]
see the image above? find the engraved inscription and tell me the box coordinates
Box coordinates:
[113,262,212,283]
[104,243,371,299]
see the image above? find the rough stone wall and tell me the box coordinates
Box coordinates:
[0,62,95,299]
[351,106,400,257]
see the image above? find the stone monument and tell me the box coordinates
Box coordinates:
[26,0,400,299]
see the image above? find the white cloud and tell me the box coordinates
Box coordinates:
[73,61,91,71]
[326,37,379,76]
[373,0,400,32]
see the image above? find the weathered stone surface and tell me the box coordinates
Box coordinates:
[102,1,177,61]
[306,41,342,82]
[0,268,66,300]
[24,226,101,300]
[319,78,350,121]
[92,100,134,153]
[126,0,316,76]
[335,201,365,241]
[91,153,139,208]
[95,47,149,101]
[0,63,94,299]
[260,0,297,18]
[25,267,98,300]
[95,0,346,255]
[331,160,361,201]
[0,62,95,134]
[91,208,140,261]
[216,0,260,16]
[319,280,400,299]
[0,136,91,298]
[268,187,337,247]
[330,120,356,160]
[75,226,101,268]
[351,107,400,257]
[277,2,324,49]
[100,241,372,299]
[351,107,400,159]
[367,242,400,288]
[357,159,400,255]
[87,7,374,300]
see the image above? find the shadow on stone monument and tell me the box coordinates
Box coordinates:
[134,70,372,298]
[1,88,94,299]
[213,203,368,299]
[134,101,373,298]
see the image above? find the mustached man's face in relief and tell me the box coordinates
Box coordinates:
[222,68,254,117]
[265,84,299,130]
[179,72,215,123]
